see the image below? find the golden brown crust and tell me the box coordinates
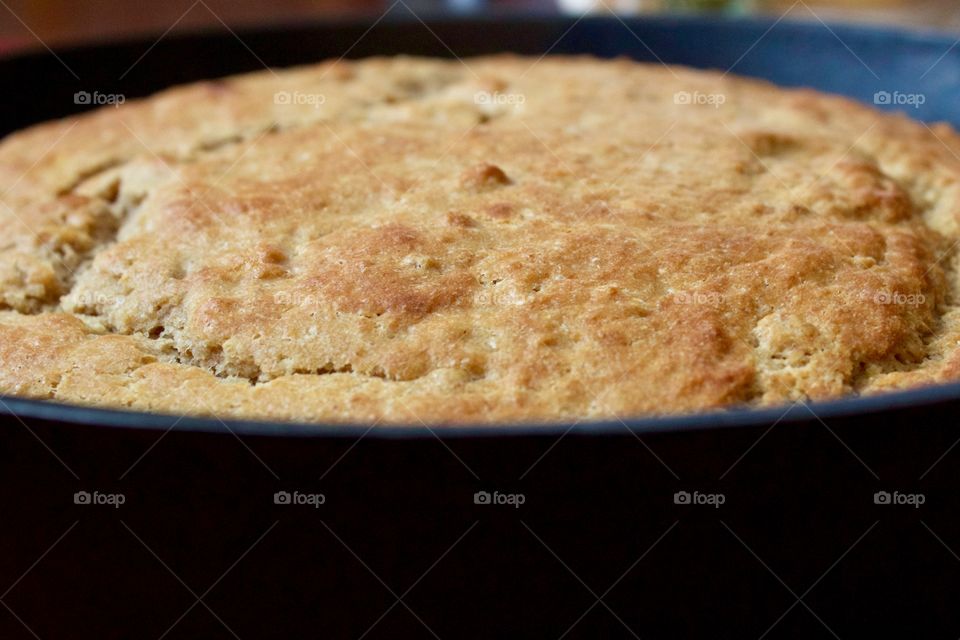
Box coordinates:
[3,55,960,424]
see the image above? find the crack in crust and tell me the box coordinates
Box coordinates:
[2,55,960,424]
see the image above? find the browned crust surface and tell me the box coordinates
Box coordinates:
[3,55,960,425]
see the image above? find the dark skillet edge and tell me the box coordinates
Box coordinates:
[2,14,959,438]
[1,12,958,72]
[2,377,959,439]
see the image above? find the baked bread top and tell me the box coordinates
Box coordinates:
[2,55,960,425]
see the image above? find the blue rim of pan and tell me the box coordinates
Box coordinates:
[1,376,959,439]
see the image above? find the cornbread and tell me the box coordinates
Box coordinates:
[2,55,960,424]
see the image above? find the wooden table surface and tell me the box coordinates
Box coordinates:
[767,0,960,30]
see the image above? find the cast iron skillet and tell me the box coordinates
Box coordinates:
[0,13,959,436]
[2,15,960,639]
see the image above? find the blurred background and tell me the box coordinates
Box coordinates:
[0,0,956,54]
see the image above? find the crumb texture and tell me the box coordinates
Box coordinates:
[2,56,960,425]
